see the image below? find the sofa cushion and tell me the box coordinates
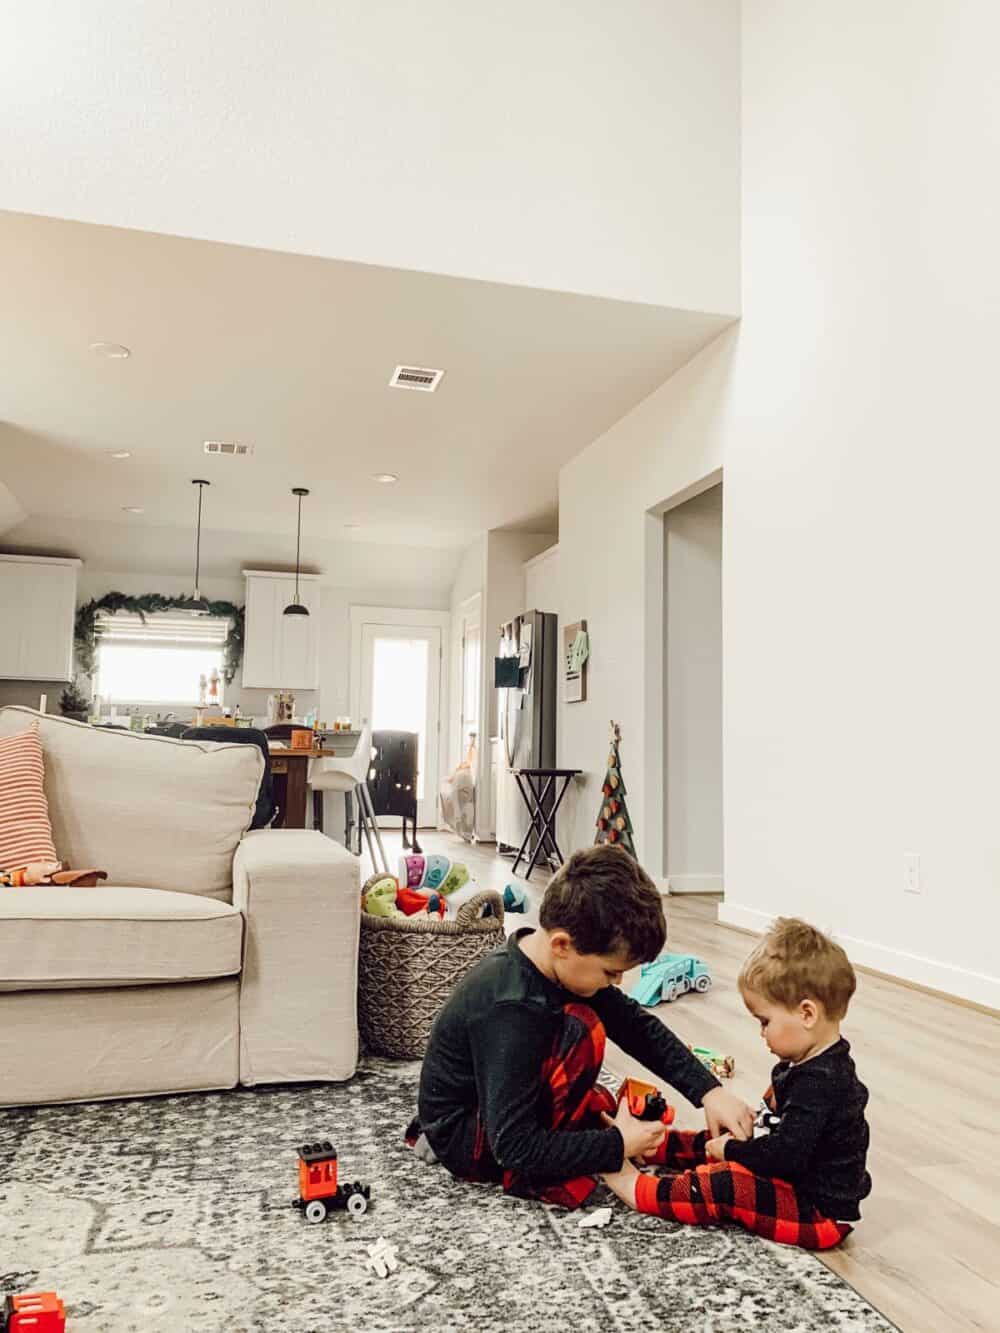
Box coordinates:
[0,708,264,902]
[0,885,243,990]
[0,724,58,871]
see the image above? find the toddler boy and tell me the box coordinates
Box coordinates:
[603,917,871,1248]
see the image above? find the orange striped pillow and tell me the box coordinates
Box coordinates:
[0,724,58,871]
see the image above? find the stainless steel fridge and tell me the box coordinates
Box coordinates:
[494,609,558,856]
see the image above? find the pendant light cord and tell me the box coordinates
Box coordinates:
[195,482,204,598]
[295,492,302,603]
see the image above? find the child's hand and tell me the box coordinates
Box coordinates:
[601,1157,640,1209]
[703,1087,755,1141]
[601,1102,666,1165]
[705,1133,731,1162]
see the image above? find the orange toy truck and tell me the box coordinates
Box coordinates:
[617,1076,676,1126]
[3,1292,66,1332]
[292,1140,371,1224]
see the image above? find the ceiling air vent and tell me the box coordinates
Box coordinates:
[203,441,254,457]
[389,365,445,393]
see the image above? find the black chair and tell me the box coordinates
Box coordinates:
[263,723,300,742]
[181,725,277,830]
[370,730,422,852]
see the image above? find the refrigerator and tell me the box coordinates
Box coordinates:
[494,609,558,856]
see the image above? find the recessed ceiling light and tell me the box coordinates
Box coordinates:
[107,450,132,460]
[373,473,398,484]
[90,342,131,359]
[122,506,145,514]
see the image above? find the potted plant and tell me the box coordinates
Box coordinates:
[59,681,91,723]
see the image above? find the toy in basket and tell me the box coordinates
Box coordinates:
[360,857,503,923]
[359,872,505,1059]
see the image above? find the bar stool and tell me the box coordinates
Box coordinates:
[308,722,389,873]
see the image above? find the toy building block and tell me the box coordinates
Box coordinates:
[627,952,712,1005]
[3,1292,66,1332]
[616,1076,675,1126]
[688,1045,735,1080]
[366,1236,399,1278]
[292,1140,371,1223]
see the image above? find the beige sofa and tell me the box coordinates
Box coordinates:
[0,707,361,1107]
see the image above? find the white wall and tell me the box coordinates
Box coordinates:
[524,544,560,619]
[558,0,1000,1007]
[1,2,740,313]
[0,482,25,536]
[664,487,723,891]
[558,339,730,879]
[447,536,486,821]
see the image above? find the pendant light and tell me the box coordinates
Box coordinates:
[283,487,310,617]
[189,479,211,613]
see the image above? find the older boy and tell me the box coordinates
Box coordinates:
[408,845,754,1208]
[603,917,871,1248]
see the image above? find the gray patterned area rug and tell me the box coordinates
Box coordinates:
[0,1060,896,1333]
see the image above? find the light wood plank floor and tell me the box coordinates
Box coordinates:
[373,831,1000,1333]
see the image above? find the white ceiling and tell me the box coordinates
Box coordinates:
[0,209,733,557]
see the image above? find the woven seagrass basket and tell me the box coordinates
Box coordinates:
[358,882,506,1059]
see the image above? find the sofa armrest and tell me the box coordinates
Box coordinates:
[233,828,360,1085]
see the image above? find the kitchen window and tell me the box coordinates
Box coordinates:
[94,610,229,705]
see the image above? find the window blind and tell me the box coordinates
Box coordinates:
[95,610,229,649]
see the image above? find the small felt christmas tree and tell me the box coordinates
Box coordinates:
[594,720,636,857]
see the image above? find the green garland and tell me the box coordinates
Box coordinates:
[74,592,245,684]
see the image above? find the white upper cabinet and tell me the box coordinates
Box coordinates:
[241,570,320,689]
[0,556,81,682]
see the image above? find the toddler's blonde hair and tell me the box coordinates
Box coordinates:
[738,917,856,1020]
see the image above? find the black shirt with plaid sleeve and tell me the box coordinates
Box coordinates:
[418,928,720,1181]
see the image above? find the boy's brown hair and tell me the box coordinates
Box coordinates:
[739,917,856,1020]
[540,844,665,962]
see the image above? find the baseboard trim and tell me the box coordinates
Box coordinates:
[717,902,1000,1014]
[667,874,724,894]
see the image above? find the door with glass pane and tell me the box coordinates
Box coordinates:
[359,623,441,828]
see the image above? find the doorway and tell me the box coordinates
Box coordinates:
[663,483,723,893]
[350,607,449,828]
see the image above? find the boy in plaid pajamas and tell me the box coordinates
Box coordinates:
[407,845,755,1208]
[602,917,871,1249]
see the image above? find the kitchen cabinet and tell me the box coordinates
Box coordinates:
[0,555,80,681]
[241,569,320,690]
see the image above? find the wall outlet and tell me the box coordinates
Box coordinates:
[903,852,921,895]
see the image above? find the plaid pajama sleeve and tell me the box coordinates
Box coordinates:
[425,1002,615,1210]
[633,1150,852,1250]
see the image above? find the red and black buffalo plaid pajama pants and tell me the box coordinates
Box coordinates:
[409,1002,614,1209]
[636,1128,852,1250]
